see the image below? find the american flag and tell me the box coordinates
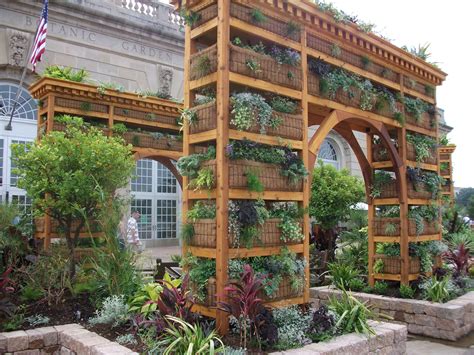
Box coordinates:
[30,0,48,71]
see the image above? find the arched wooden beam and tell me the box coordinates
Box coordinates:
[308,109,404,202]
[132,151,183,189]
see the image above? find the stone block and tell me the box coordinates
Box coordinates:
[2,330,29,352]
[36,327,58,347]
[26,329,44,349]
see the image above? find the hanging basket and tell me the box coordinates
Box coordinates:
[406,142,437,165]
[373,218,401,236]
[373,254,420,274]
[230,3,301,42]
[122,131,182,151]
[200,159,304,192]
[229,44,302,90]
[408,219,439,236]
[189,218,302,248]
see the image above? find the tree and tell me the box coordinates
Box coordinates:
[12,119,135,279]
[310,163,365,260]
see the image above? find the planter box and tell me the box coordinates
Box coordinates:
[230,3,301,42]
[122,131,182,151]
[195,277,303,307]
[189,102,303,140]
[270,321,407,355]
[311,287,474,341]
[373,254,421,274]
[190,218,301,248]
[201,159,303,192]
[229,44,302,90]
[406,142,437,165]
[0,324,137,354]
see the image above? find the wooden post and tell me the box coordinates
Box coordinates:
[367,133,375,286]
[301,27,310,303]
[215,0,230,334]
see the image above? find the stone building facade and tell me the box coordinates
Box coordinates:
[0,0,450,247]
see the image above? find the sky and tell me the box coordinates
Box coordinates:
[314,0,473,188]
[163,0,473,187]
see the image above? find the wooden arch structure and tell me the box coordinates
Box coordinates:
[29,77,184,248]
[173,0,447,333]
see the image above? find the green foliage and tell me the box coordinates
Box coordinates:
[42,65,88,82]
[88,295,129,327]
[373,281,388,295]
[310,163,365,230]
[12,121,134,279]
[328,263,361,290]
[399,284,415,299]
[230,93,275,134]
[246,170,264,193]
[407,133,436,163]
[250,8,267,23]
[112,123,127,135]
[329,288,376,335]
[153,315,225,354]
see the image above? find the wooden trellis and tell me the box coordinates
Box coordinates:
[173,0,446,333]
[29,77,183,249]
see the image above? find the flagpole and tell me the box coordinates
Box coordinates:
[4,8,42,131]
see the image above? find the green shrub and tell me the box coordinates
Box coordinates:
[399,284,415,299]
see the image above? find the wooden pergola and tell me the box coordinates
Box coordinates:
[29,77,183,248]
[173,0,447,333]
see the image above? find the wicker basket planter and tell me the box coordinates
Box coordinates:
[189,102,303,140]
[406,112,435,130]
[201,159,303,192]
[191,4,218,29]
[407,182,432,200]
[230,3,301,42]
[373,218,400,236]
[189,218,301,248]
[408,219,439,236]
[406,142,437,165]
[189,44,218,81]
[376,180,398,199]
[373,254,420,274]
[122,131,182,151]
[229,44,302,90]
[372,143,390,162]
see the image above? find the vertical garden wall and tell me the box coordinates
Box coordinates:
[174,0,447,333]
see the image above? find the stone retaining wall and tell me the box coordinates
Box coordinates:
[271,321,407,355]
[311,287,474,341]
[0,324,137,355]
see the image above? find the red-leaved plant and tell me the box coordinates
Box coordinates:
[217,264,264,349]
[443,243,471,276]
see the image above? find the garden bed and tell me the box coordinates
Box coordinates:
[311,287,474,341]
[0,324,137,354]
[269,320,407,355]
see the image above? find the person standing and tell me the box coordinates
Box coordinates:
[127,210,143,252]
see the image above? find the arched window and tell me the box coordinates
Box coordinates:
[0,83,37,121]
[318,139,340,169]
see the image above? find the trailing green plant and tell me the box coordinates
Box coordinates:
[179,9,201,27]
[328,288,376,335]
[399,284,415,299]
[153,315,225,354]
[42,65,88,82]
[250,8,267,23]
[89,295,129,327]
[230,92,275,134]
[407,133,436,163]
